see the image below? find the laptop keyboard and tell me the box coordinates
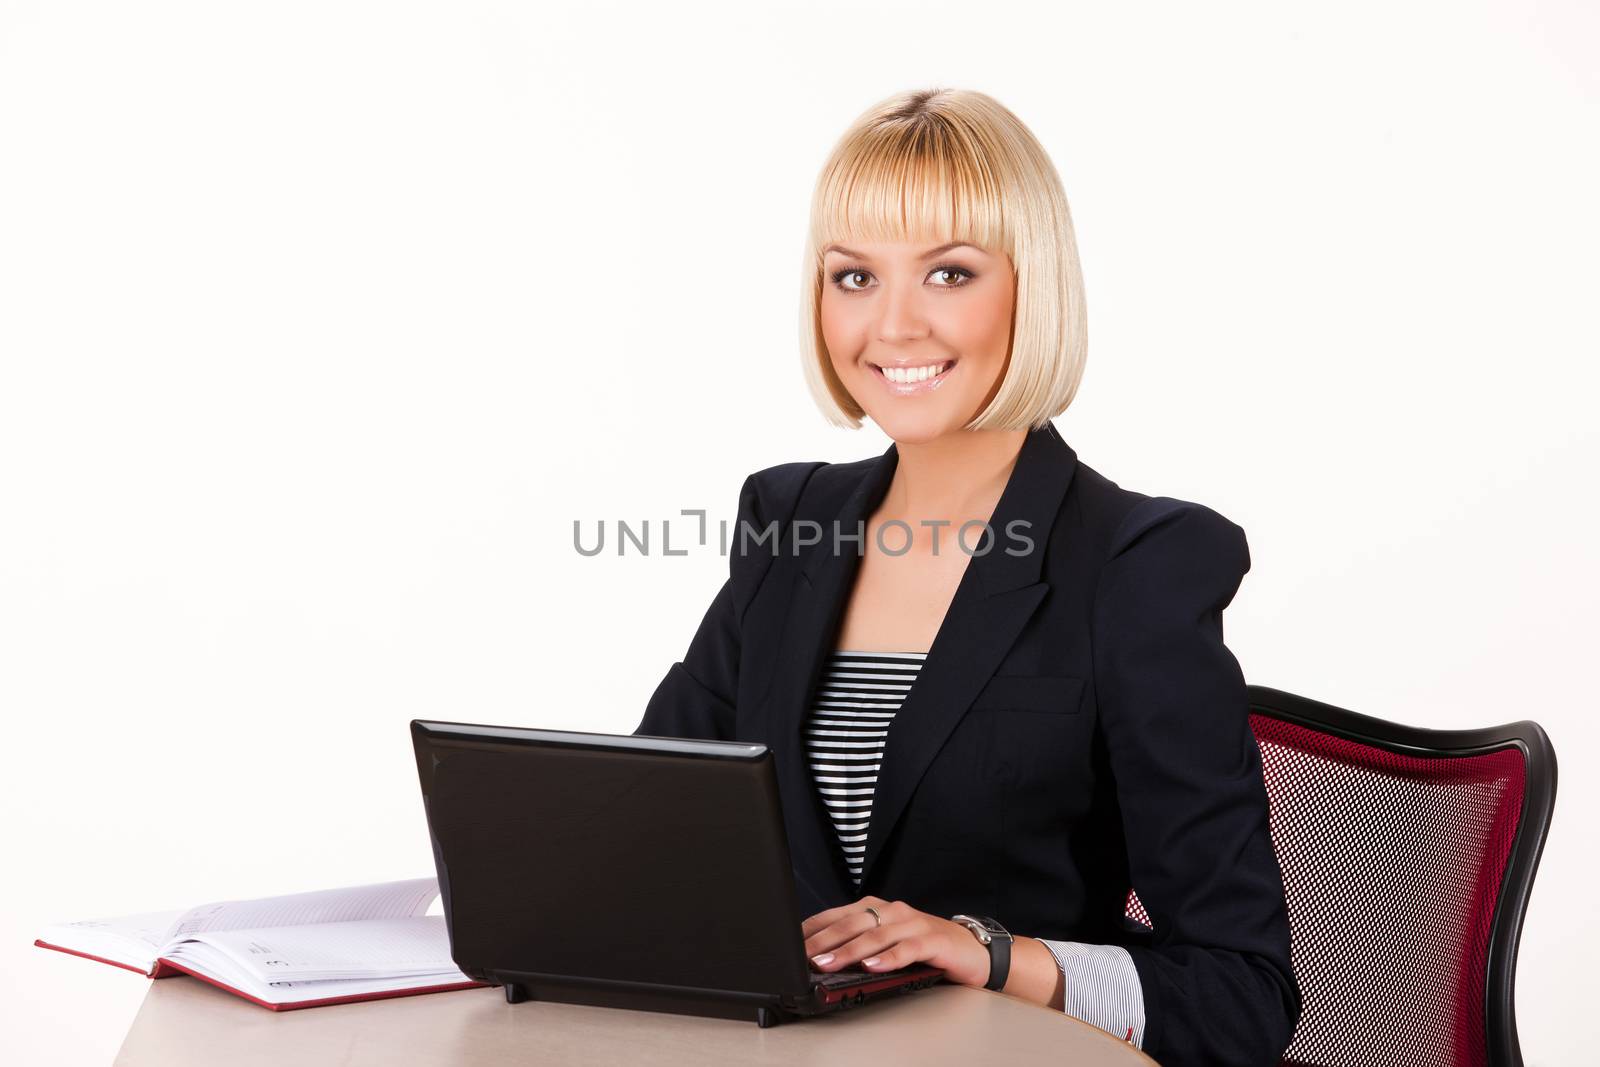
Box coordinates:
[810,966,917,989]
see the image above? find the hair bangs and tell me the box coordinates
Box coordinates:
[807,121,1013,264]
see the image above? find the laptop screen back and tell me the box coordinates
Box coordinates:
[411,721,813,998]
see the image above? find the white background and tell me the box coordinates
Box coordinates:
[1,1,1594,1063]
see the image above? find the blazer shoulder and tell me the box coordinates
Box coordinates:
[1110,495,1246,560]
[743,451,881,522]
[739,459,830,527]
[1069,460,1247,570]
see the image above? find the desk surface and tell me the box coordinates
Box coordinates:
[116,977,1158,1066]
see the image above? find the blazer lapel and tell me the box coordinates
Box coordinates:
[766,422,1079,905]
[860,422,1078,887]
[767,439,898,911]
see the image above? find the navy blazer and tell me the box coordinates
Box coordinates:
[635,421,1301,1066]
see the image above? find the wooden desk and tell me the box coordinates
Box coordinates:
[116,977,1158,1066]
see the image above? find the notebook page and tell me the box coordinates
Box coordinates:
[169,916,460,983]
[165,878,438,940]
[35,909,183,973]
[258,969,476,1004]
[160,939,474,1006]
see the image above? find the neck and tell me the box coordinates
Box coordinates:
[880,428,1030,523]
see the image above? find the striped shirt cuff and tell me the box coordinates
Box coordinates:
[1038,939,1147,1048]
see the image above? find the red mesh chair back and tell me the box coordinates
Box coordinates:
[1124,686,1555,1067]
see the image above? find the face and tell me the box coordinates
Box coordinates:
[819,238,1016,445]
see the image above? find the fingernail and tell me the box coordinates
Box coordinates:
[811,953,834,966]
[862,956,881,967]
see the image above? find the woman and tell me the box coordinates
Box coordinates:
[634,88,1300,1067]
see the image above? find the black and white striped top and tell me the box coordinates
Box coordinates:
[800,647,1149,1049]
[803,649,927,886]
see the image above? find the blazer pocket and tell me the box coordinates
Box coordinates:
[969,674,1085,715]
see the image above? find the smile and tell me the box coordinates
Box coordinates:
[870,360,957,393]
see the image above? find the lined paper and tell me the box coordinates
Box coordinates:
[35,909,184,973]
[173,916,459,982]
[166,878,438,939]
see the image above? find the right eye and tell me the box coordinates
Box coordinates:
[830,268,874,292]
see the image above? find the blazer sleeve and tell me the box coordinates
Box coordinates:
[1092,497,1301,1067]
[633,461,824,742]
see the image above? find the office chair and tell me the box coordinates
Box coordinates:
[1122,684,1556,1067]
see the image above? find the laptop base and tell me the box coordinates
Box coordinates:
[497,970,782,1026]
[494,967,944,1027]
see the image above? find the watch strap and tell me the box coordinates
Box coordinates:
[953,914,1013,992]
[983,928,1011,991]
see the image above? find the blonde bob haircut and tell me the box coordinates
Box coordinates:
[799,88,1088,431]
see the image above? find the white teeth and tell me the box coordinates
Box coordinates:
[881,362,951,384]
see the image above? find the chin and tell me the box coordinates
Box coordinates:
[865,408,969,446]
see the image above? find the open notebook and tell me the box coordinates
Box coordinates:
[33,877,484,1010]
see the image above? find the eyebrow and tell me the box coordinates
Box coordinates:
[821,241,982,261]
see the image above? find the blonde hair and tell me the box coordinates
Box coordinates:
[799,88,1088,431]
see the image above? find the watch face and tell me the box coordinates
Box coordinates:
[952,913,1008,943]
[970,915,1011,940]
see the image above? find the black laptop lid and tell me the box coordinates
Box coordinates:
[411,721,813,998]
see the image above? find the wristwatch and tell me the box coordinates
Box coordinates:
[951,914,1013,991]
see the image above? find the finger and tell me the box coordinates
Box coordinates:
[800,897,885,940]
[876,899,914,924]
[805,902,927,961]
[804,909,882,959]
[810,925,897,970]
[816,920,929,970]
[832,927,934,972]
[800,897,884,939]
[860,936,926,971]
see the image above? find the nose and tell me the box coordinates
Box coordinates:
[876,279,931,345]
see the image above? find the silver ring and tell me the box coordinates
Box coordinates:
[865,905,881,927]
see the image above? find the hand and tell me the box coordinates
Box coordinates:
[801,896,992,989]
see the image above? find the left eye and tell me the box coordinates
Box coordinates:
[928,267,974,287]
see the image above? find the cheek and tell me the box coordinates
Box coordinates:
[964,291,1014,353]
[935,290,1013,371]
[819,297,862,369]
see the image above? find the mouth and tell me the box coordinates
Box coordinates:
[869,359,958,393]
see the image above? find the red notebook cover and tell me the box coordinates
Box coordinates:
[34,938,487,1011]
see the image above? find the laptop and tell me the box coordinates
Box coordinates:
[410,720,944,1026]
